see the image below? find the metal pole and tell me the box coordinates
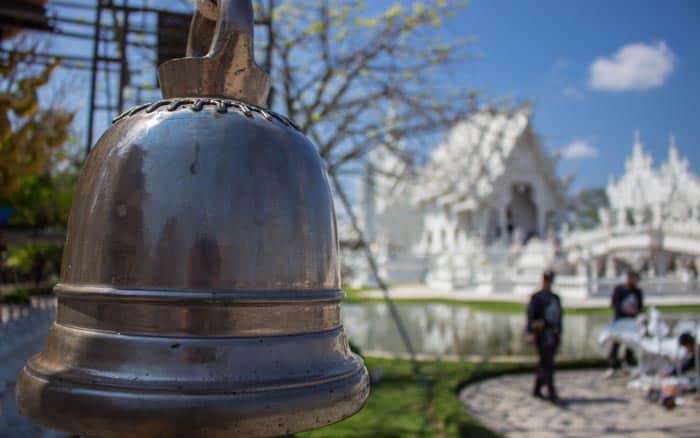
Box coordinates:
[117,0,129,113]
[264,0,274,108]
[85,0,103,157]
[330,172,425,380]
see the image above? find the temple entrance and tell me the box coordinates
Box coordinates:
[507,183,538,243]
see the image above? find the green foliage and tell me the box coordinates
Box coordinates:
[0,286,54,304]
[0,164,77,288]
[5,242,63,284]
[5,167,78,229]
[341,294,700,315]
[570,188,609,230]
[1,288,31,304]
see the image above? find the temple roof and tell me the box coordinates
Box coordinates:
[413,105,562,209]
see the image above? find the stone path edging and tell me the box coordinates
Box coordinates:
[460,369,700,438]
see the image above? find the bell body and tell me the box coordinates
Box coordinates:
[16,98,369,437]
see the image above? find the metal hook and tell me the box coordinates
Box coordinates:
[158,0,270,106]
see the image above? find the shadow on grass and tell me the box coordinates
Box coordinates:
[297,356,608,437]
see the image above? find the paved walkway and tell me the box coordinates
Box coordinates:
[1,298,66,437]
[460,370,700,438]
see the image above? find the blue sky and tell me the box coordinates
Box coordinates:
[438,0,700,191]
[38,0,700,192]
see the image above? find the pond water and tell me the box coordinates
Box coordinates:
[342,302,700,359]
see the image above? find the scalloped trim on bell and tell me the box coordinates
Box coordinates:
[112,97,301,132]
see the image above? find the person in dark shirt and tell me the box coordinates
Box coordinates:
[606,270,644,377]
[526,270,564,405]
[675,333,696,376]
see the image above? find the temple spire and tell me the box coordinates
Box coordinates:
[632,130,643,158]
[669,132,679,161]
[665,132,687,174]
[626,130,652,172]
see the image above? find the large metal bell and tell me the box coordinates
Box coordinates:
[15,1,369,436]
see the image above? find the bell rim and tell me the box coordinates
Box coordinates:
[17,359,370,438]
[20,349,367,395]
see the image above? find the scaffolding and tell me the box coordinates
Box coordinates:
[0,0,272,157]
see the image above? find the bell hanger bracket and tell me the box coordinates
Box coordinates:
[158,0,271,106]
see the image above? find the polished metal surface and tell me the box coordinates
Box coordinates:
[15,1,369,436]
[63,100,336,291]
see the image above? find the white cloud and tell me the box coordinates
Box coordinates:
[589,41,675,91]
[559,139,598,160]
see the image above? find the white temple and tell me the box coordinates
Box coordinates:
[347,107,700,300]
[562,132,700,298]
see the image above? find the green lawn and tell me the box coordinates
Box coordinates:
[343,289,700,315]
[298,357,605,438]
[298,358,505,438]
[344,295,527,314]
[4,285,699,316]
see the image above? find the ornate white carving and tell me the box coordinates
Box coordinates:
[349,119,700,299]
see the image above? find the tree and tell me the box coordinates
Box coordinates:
[0,33,77,291]
[256,0,475,177]
[0,161,79,284]
[0,37,74,198]
[5,242,63,288]
[251,1,476,377]
[570,187,609,230]
[7,163,79,229]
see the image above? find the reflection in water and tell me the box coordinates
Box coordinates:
[342,303,700,359]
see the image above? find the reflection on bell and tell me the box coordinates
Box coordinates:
[15,1,369,436]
